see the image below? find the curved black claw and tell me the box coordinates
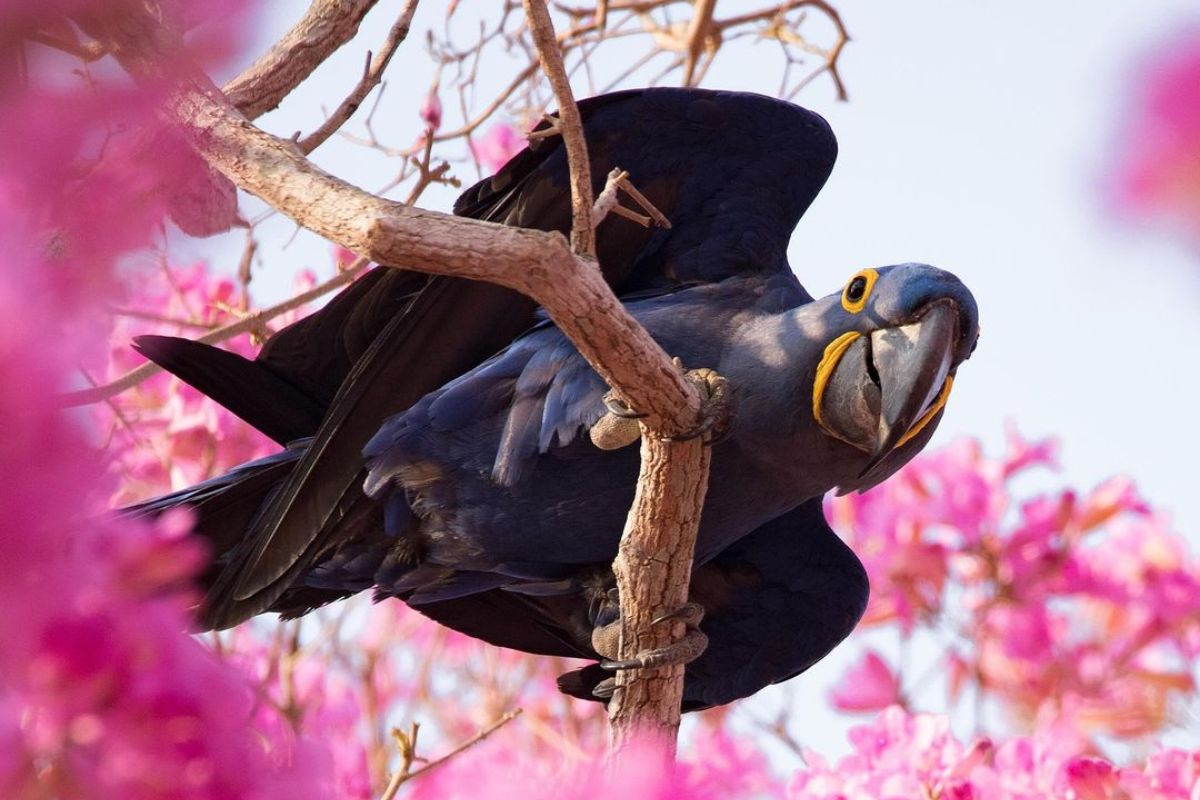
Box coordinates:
[603,391,647,419]
[599,602,708,671]
[652,601,705,627]
[592,677,617,699]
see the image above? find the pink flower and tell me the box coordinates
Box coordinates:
[471,122,526,173]
[420,85,443,131]
[1112,29,1200,242]
[1065,757,1118,800]
[829,651,902,713]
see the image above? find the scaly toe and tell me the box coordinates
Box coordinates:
[600,629,709,671]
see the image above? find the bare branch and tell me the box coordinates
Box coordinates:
[157,73,701,434]
[222,0,381,120]
[591,167,629,226]
[60,258,369,407]
[523,0,596,257]
[28,31,108,62]
[297,0,421,153]
[608,432,710,751]
[681,0,716,86]
[520,1,714,749]
[380,710,522,799]
[617,174,672,228]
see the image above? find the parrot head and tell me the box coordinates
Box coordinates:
[809,263,979,493]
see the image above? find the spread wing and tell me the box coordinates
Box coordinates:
[144,88,837,629]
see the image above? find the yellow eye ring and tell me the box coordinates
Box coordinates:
[841,268,879,314]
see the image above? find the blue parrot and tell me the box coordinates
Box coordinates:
[131,88,979,711]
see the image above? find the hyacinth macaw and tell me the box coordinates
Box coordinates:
[131,88,980,710]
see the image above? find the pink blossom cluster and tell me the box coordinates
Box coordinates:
[827,429,1200,742]
[92,262,320,505]
[1113,29,1200,242]
[788,706,1199,800]
[0,4,335,798]
[406,726,778,800]
[212,598,611,795]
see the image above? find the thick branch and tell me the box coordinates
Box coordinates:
[608,434,710,750]
[169,78,700,435]
[222,0,380,120]
[520,1,710,749]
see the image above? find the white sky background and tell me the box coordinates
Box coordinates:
[191,0,1200,758]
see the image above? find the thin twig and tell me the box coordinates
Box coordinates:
[59,257,369,407]
[28,31,108,62]
[297,0,421,153]
[591,167,629,226]
[617,174,672,228]
[523,0,597,258]
[681,0,716,86]
[379,710,522,799]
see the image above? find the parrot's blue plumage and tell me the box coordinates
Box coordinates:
[129,88,979,710]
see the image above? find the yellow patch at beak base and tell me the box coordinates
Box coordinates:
[812,331,863,443]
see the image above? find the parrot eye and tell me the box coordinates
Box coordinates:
[841,268,879,313]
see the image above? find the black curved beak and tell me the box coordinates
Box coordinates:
[858,302,959,478]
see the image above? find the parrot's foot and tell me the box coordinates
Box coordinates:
[664,361,732,445]
[589,393,644,450]
[588,359,732,450]
[593,601,708,672]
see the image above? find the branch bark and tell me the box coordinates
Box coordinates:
[166,71,701,435]
[222,0,380,121]
[106,0,714,751]
[521,0,710,750]
[609,435,710,751]
[523,0,596,258]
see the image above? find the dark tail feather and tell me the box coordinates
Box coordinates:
[125,445,305,607]
[132,336,326,445]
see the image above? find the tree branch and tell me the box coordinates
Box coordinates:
[163,71,701,434]
[523,0,596,258]
[520,0,712,750]
[222,0,381,121]
[105,2,718,750]
[379,709,522,799]
[296,0,421,154]
[609,433,710,751]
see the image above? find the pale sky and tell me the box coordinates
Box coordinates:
[192,0,1200,756]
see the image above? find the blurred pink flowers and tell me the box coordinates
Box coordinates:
[420,85,443,132]
[471,122,526,173]
[830,429,1200,744]
[409,730,777,800]
[788,707,1200,800]
[1113,29,1200,242]
[0,4,333,798]
[828,651,902,713]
